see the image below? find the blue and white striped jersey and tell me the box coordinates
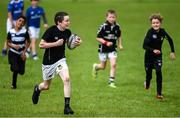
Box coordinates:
[7,28,29,55]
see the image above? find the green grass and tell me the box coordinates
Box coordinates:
[0,0,180,117]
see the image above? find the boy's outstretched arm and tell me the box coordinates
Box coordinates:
[118,37,123,50]
[39,39,64,49]
[42,13,48,29]
[164,30,176,60]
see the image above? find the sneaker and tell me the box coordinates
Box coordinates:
[92,63,98,78]
[25,52,30,58]
[2,49,7,56]
[144,81,150,89]
[32,85,40,104]
[156,95,164,100]
[109,82,117,88]
[33,56,39,61]
[11,85,17,89]
[64,106,74,115]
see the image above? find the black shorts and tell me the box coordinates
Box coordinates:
[145,56,162,71]
[8,50,25,75]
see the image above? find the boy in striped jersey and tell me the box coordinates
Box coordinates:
[92,9,123,88]
[2,0,24,56]
[7,16,30,89]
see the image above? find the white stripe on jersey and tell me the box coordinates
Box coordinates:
[97,23,106,34]
[9,27,27,35]
[9,28,27,42]
[9,27,27,54]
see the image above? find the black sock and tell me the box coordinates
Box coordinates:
[12,72,18,88]
[65,97,70,108]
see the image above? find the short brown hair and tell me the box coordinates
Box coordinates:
[106,9,116,17]
[149,13,163,23]
[54,12,69,25]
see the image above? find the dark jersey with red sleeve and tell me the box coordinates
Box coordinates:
[97,21,121,53]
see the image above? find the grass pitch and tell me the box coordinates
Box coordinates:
[0,0,180,117]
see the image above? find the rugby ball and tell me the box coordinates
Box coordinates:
[67,34,80,50]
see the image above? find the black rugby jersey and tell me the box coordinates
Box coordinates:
[7,28,30,55]
[143,28,175,58]
[97,21,121,53]
[42,25,71,65]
